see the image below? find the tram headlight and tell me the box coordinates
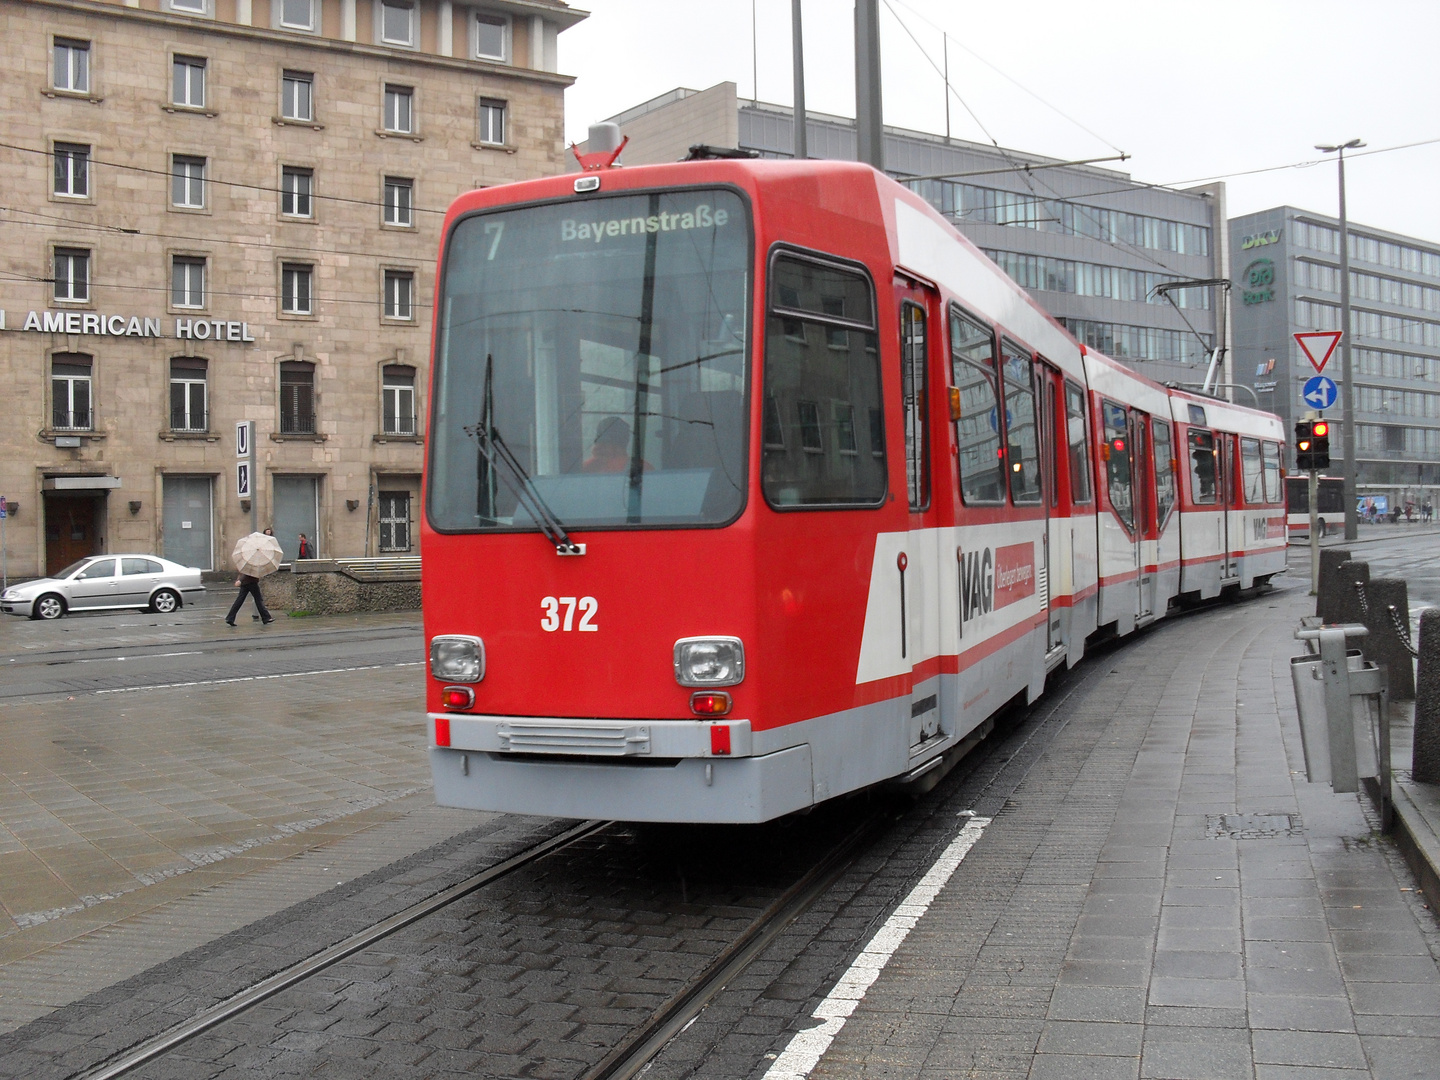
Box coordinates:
[430,635,485,683]
[673,637,744,687]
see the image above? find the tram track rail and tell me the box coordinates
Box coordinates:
[74,820,607,1080]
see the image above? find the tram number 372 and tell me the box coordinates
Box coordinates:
[540,596,600,632]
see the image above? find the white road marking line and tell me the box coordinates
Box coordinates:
[94,661,424,694]
[762,814,991,1080]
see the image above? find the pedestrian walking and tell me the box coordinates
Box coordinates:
[225,572,273,625]
[227,527,283,626]
[297,532,314,559]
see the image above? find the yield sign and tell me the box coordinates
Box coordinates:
[1295,330,1342,373]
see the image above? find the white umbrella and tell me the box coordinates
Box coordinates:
[232,532,284,578]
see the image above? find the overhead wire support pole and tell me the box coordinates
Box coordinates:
[942,32,950,142]
[1316,138,1364,542]
[854,0,883,170]
[792,0,806,161]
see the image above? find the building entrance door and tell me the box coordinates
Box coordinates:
[44,494,103,575]
[272,476,319,563]
[162,476,213,569]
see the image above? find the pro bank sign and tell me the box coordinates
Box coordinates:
[0,309,257,342]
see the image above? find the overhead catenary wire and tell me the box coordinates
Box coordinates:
[886,0,1125,156]
[878,0,1195,282]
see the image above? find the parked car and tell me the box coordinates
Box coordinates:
[0,555,205,620]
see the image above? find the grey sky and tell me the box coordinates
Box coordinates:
[560,0,1440,242]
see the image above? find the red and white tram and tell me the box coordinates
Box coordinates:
[421,157,1287,823]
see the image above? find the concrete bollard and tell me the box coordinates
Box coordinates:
[1333,560,1370,630]
[1317,548,1353,622]
[1360,578,1415,701]
[1414,610,1440,783]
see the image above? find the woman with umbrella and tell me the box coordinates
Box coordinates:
[226,527,282,626]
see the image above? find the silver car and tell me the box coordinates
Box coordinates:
[0,555,206,620]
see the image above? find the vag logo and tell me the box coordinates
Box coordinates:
[958,542,1036,622]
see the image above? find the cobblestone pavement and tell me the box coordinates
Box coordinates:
[3,549,1438,1079]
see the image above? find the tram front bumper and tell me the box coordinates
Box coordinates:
[427,720,813,824]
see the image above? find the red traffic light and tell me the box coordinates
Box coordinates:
[1312,421,1329,437]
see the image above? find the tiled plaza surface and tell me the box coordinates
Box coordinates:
[0,605,477,1034]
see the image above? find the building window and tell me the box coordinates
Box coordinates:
[281,70,313,121]
[53,143,89,198]
[378,491,411,551]
[382,365,416,434]
[474,12,509,61]
[169,357,208,432]
[279,0,315,31]
[384,270,414,320]
[281,263,313,314]
[281,167,313,217]
[54,248,90,302]
[52,354,93,431]
[54,39,90,93]
[172,55,206,108]
[279,360,316,433]
[165,0,211,14]
[172,155,206,208]
[383,84,413,133]
[380,0,416,46]
[383,176,413,227]
[478,98,506,145]
[172,256,205,308]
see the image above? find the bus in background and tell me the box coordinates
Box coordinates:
[1285,475,1345,538]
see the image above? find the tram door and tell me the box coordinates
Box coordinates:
[1100,400,1141,620]
[1129,410,1155,620]
[1036,361,1062,653]
[1219,433,1238,579]
[897,279,943,750]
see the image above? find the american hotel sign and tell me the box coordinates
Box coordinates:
[0,309,257,342]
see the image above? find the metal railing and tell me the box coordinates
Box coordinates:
[280,409,316,435]
[52,409,92,431]
[169,409,209,434]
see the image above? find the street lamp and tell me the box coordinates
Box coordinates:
[1316,137,1364,540]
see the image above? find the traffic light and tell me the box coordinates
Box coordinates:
[1295,419,1332,471]
[1295,420,1315,471]
[1310,419,1331,470]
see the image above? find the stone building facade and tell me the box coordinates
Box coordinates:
[0,0,583,577]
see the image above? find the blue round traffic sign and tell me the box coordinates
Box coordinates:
[1303,375,1338,411]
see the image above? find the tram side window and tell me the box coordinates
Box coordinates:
[1261,441,1282,503]
[1001,341,1041,505]
[1064,381,1092,503]
[1188,429,1217,504]
[949,307,1003,504]
[1153,418,1176,523]
[762,254,885,507]
[1240,437,1264,504]
[1102,400,1133,529]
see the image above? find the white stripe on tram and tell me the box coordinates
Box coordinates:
[762,813,992,1080]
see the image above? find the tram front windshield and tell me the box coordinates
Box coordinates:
[429,188,750,532]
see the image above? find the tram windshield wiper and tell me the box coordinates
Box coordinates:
[469,355,584,555]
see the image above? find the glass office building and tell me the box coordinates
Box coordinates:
[1231,207,1440,506]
